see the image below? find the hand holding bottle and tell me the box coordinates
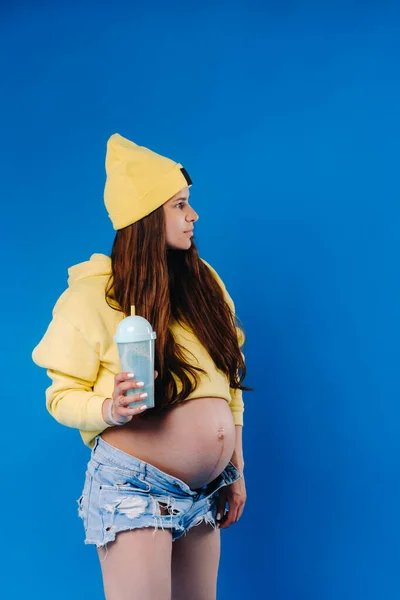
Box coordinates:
[105,370,158,425]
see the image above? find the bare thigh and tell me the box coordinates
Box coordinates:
[98,528,173,600]
[171,522,221,600]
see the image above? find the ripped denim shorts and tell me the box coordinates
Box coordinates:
[77,436,241,548]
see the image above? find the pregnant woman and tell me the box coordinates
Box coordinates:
[32,133,251,600]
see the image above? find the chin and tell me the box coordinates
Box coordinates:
[167,240,192,251]
[180,241,192,251]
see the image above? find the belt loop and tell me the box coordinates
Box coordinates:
[140,461,147,480]
[92,436,100,452]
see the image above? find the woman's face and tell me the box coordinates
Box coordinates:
[163,187,199,250]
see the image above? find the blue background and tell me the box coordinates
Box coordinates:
[2,1,400,598]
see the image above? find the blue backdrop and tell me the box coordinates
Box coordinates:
[2,1,400,598]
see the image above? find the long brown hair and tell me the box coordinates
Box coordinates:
[105,204,252,413]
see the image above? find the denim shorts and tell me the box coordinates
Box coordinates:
[77,436,241,548]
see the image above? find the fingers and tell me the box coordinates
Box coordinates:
[236,506,244,521]
[118,378,145,394]
[110,400,147,424]
[112,370,158,423]
[112,372,149,422]
[216,491,245,529]
[114,373,144,400]
[116,390,148,409]
[218,507,239,529]
[111,390,148,421]
[114,372,134,385]
[216,494,227,528]
[116,401,148,418]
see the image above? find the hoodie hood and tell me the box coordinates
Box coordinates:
[67,253,112,287]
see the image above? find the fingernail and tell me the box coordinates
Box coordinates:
[140,405,148,411]
[139,393,148,399]
[127,372,134,378]
[216,513,221,521]
[137,381,144,387]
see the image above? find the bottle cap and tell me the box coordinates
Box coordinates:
[114,314,157,343]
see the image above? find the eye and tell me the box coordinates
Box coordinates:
[176,202,185,209]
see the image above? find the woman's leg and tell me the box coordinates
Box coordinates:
[171,522,221,600]
[97,527,173,600]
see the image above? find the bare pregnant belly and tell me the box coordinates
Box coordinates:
[100,397,236,489]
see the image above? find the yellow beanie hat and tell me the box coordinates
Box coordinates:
[104,133,193,230]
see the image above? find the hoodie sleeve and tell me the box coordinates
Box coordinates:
[32,313,110,432]
[201,260,245,426]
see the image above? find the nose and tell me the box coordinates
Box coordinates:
[186,206,199,223]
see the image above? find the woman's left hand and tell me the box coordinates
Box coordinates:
[216,471,247,529]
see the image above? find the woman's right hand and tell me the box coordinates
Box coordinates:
[108,371,158,425]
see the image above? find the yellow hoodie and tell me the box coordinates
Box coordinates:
[32,254,245,447]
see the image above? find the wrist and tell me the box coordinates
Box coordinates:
[231,455,244,473]
[102,398,112,424]
[103,398,125,426]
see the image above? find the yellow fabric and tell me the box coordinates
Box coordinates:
[104,133,192,230]
[32,254,245,448]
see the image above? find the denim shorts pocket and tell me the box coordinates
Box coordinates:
[96,464,151,494]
